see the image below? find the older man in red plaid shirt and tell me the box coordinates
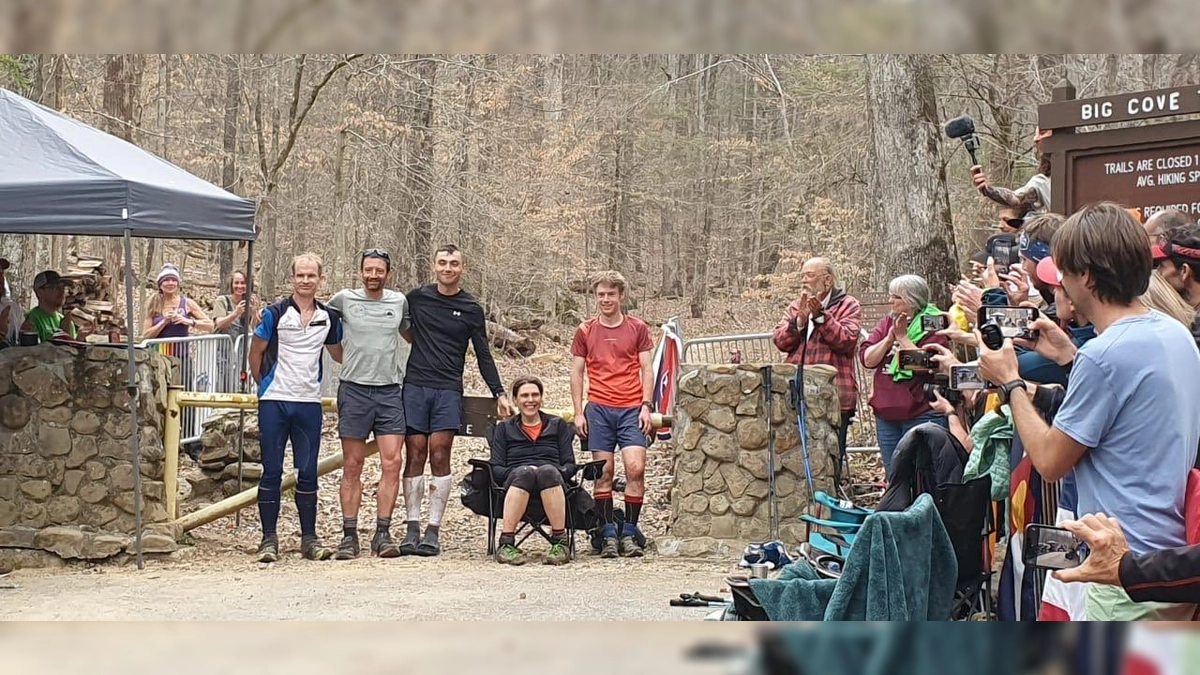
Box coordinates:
[772,258,863,480]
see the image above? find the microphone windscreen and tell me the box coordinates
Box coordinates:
[944,115,975,139]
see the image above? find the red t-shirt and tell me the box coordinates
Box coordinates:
[571,315,653,408]
[521,420,543,442]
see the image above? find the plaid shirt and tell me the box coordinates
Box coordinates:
[772,289,862,412]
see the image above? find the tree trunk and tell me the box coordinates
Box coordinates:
[865,55,957,306]
[217,54,241,292]
[408,56,438,286]
[101,55,144,317]
[333,127,348,290]
[689,54,718,319]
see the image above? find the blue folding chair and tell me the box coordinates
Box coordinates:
[801,491,873,557]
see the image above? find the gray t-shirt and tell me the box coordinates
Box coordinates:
[328,288,412,386]
[1052,310,1200,555]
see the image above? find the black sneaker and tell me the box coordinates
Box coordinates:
[255,536,280,563]
[371,530,401,559]
[619,534,644,558]
[415,527,440,557]
[399,525,420,556]
[600,536,619,559]
[301,536,333,561]
[333,534,359,560]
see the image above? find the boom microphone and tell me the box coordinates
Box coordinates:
[943,114,980,166]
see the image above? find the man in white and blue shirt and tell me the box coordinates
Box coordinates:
[249,253,342,563]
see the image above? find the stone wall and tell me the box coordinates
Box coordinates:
[660,363,839,557]
[183,410,263,503]
[0,344,176,569]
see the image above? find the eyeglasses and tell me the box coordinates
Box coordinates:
[361,248,391,262]
[1001,217,1025,229]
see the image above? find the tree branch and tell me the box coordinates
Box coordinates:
[267,54,363,183]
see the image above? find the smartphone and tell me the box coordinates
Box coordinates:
[896,349,933,371]
[921,314,949,333]
[949,364,988,391]
[1023,524,1089,571]
[977,306,1040,341]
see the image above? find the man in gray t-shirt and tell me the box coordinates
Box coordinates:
[325,248,411,560]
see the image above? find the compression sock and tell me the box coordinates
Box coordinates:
[624,494,643,531]
[403,475,425,523]
[428,475,453,527]
[296,489,319,538]
[257,486,281,538]
[595,491,614,537]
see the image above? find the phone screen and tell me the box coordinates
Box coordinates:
[1023,525,1089,570]
[897,349,932,371]
[977,306,1039,340]
[949,365,987,391]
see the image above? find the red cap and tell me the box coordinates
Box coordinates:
[1152,245,1169,262]
[1036,257,1063,288]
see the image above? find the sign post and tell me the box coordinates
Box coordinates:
[1038,83,1200,218]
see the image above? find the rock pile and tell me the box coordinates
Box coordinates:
[184,410,263,501]
[658,363,840,558]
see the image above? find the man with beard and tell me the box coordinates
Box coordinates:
[326,248,411,560]
[772,258,863,478]
[1153,223,1200,350]
[400,244,511,556]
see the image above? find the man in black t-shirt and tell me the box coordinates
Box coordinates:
[399,244,512,555]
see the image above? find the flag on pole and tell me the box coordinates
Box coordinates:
[650,318,682,442]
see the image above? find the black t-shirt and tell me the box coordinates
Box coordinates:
[405,284,504,396]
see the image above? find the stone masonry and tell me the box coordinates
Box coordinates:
[660,363,839,558]
[0,343,177,570]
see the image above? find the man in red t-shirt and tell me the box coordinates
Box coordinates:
[571,270,654,558]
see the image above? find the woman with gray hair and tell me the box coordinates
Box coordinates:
[858,274,950,478]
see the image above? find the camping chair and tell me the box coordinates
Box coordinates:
[800,490,873,558]
[463,456,605,560]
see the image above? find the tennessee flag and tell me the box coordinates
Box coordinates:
[650,318,682,442]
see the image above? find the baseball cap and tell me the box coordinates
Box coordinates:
[33,270,64,289]
[1152,245,1169,263]
[0,258,9,270]
[1036,257,1063,288]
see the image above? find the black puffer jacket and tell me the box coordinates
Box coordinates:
[488,412,577,484]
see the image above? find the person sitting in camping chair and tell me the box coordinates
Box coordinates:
[488,376,583,566]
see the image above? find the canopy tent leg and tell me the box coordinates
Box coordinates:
[123,229,145,569]
[235,241,254,528]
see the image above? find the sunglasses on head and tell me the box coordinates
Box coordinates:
[361,248,391,262]
[1001,217,1025,229]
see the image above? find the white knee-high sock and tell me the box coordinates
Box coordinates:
[428,475,453,527]
[404,476,425,522]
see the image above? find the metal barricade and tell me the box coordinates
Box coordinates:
[141,335,236,444]
[682,333,784,365]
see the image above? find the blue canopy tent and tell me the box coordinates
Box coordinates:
[0,88,257,567]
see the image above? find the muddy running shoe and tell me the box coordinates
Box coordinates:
[332,534,360,560]
[619,535,644,558]
[600,536,619,559]
[544,542,570,566]
[255,536,280,563]
[495,543,526,566]
[371,530,401,559]
[415,527,440,557]
[301,536,333,561]
[399,523,420,556]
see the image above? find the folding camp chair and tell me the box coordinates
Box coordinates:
[800,490,873,558]
[464,457,605,560]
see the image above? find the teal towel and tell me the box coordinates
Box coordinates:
[966,405,1012,500]
[748,494,957,621]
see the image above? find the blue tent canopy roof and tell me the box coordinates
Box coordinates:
[0,88,256,241]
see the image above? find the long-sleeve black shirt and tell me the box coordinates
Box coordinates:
[488,413,576,484]
[404,284,504,397]
[1120,545,1200,604]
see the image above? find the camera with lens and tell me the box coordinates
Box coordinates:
[923,373,962,406]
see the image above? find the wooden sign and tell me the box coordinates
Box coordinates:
[1038,85,1200,130]
[460,396,498,439]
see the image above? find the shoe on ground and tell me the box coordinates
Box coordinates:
[399,527,420,556]
[619,534,644,558]
[301,536,333,561]
[415,528,440,557]
[495,543,526,566]
[372,530,401,558]
[332,534,360,560]
[255,536,280,563]
[600,536,619,559]
[544,542,570,566]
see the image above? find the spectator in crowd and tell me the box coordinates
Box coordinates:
[490,376,575,566]
[972,127,1052,216]
[1142,270,1197,330]
[1152,224,1200,348]
[21,270,78,342]
[1054,513,1200,605]
[212,270,260,339]
[772,257,863,481]
[142,263,213,339]
[1143,208,1193,247]
[0,258,22,346]
[858,274,949,477]
[977,202,1200,621]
